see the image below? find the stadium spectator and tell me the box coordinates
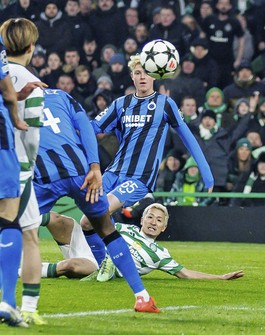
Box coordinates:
[62,47,81,78]
[137,0,186,27]
[0,32,28,328]
[92,43,117,80]
[160,53,206,107]
[246,129,264,151]
[119,37,139,62]
[150,6,161,28]
[227,137,254,191]
[155,149,185,195]
[230,152,265,207]
[223,60,265,113]
[88,87,113,119]
[251,51,265,80]
[148,5,190,58]
[56,73,84,105]
[189,37,220,89]
[72,64,97,111]
[7,0,41,22]
[80,33,101,71]
[79,0,94,21]
[229,97,256,132]
[63,0,92,53]
[248,98,265,144]
[39,51,63,88]
[181,14,202,47]
[30,48,47,77]
[133,22,149,50]
[89,0,128,50]
[124,7,139,36]
[193,0,214,27]
[0,0,18,23]
[36,0,72,57]
[0,17,46,325]
[191,109,251,197]
[181,95,201,127]
[96,74,113,91]
[201,0,245,88]
[107,53,132,98]
[201,87,230,128]
[233,12,254,63]
[165,156,211,206]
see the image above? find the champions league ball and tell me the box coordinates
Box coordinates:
[140,39,179,79]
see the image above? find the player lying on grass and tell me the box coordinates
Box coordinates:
[38,204,244,281]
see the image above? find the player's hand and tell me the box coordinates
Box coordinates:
[208,186,214,193]
[14,118,29,131]
[80,163,103,203]
[17,81,48,101]
[221,270,244,280]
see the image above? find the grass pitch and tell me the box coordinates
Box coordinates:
[2,240,264,335]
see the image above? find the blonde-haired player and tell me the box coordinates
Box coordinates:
[0,18,46,325]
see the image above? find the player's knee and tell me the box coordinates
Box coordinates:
[80,215,93,230]
[22,228,39,245]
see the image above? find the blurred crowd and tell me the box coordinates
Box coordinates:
[1,0,265,207]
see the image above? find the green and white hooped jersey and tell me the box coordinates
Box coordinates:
[115,223,183,276]
[9,63,44,182]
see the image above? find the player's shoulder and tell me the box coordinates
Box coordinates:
[115,222,140,233]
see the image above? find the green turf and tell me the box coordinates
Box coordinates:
[1,240,264,335]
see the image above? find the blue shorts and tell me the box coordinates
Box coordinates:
[34,175,109,218]
[0,148,20,199]
[103,171,150,207]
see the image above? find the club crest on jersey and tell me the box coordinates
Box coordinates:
[148,101,156,110]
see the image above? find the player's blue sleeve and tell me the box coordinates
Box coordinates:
[175,123,214,189]
[73,111,100,165]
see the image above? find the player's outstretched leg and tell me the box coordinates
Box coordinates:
[90,213,160,313]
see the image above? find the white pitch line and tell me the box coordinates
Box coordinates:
[43,305,265,319]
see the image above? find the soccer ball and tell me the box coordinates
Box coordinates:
[140,39,179,79]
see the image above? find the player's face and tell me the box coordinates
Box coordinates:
[141,208,166,239]
[130,64,155,97]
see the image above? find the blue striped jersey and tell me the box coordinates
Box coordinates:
[35,89,99,184]
[91,92,213,191]
[0,36,14,150]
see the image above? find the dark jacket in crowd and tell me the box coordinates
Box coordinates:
[89,4,128,50]
[36,9,72,57]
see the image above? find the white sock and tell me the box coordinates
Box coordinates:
[135,290,150,302]
[21,295,39,312]
[41,262,50,278]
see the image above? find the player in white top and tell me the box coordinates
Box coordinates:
[0,18,46,326]
[40,203,244,282]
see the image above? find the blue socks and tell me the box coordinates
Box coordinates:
[0,227,22,308]
[103,231,144,294]
[83,230,106,265]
